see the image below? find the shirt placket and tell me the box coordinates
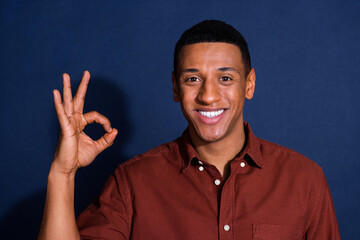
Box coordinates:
[194,157,250,240]
[195,159,228,239]
[218,159,249,240]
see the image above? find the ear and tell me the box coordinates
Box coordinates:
[172,71,180,102]
[245,68,256,100]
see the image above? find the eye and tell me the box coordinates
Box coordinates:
[185,77,200,82]
[220,76,232,81]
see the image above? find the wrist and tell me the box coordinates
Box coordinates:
[49,156,78,176]
[47,163,76,204]
[48,171,76,188]
[49,162,77,181]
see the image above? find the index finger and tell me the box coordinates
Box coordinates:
[74,70,90,113]
[83,111,112,133]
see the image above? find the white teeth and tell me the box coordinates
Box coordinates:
[198,109,224,118]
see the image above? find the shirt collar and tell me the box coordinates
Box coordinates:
[179,129,199,172]
[238,122,264,168]
[179,122,263,172]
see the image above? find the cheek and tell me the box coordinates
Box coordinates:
[224,86,245,105]
[179,88,198,106]
[178,93,193,116]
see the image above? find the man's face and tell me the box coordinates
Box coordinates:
[172,42,255,145]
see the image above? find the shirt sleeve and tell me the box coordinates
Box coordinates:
[305,170,341,239]
[77,165,132,240]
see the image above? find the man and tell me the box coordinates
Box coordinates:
[38,20,340,239]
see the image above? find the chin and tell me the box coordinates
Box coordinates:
[196,129,226,143]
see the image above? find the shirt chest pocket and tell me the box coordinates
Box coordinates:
[252,224,304,240]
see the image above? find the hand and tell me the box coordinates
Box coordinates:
[51,71,118,176]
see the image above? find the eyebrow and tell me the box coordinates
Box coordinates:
[181,68,199,73]
[218,67,240,74]
[180,67,240,74]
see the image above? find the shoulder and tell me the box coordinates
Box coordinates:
[255,138,327,212]
[117,137,183,175]
[258,137,324,178]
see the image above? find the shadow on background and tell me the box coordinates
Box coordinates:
[0,78,133,239]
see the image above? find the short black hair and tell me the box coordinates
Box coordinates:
[174,20,251,77]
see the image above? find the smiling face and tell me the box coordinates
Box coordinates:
[172,42,255,146]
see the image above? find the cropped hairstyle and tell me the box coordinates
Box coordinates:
[174,20,251,78]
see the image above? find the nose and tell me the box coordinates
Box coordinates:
[196,79,221,105]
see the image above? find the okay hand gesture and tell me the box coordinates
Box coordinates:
[51,71,118,176]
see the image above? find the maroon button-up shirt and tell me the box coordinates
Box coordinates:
[77,123,340,239]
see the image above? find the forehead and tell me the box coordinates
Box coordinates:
[178,42,244,70]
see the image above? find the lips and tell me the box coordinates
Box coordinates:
[195,108,227,125]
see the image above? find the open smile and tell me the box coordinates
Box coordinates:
[195,108,227,125]
[197,109,224,118]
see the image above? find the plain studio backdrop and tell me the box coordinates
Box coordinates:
[0,0,359,239]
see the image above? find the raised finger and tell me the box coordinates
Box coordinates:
[62,73,74,116]
[53,89,71,129]
[74,70,90,113]
[83,111,112,133]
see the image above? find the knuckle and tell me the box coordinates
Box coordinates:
[102,136,110,146]
[103,135,114,147]
[93,111,100,118]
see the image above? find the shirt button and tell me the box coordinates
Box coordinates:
[199,166,204,171]
[240,162,246,167]
[224,224,230,231]
[214,179,221,185]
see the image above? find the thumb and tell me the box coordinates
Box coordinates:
[95,128,118,154]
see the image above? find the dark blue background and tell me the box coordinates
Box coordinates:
[0,0,359,239]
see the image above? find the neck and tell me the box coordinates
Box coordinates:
[189,121,246,177]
